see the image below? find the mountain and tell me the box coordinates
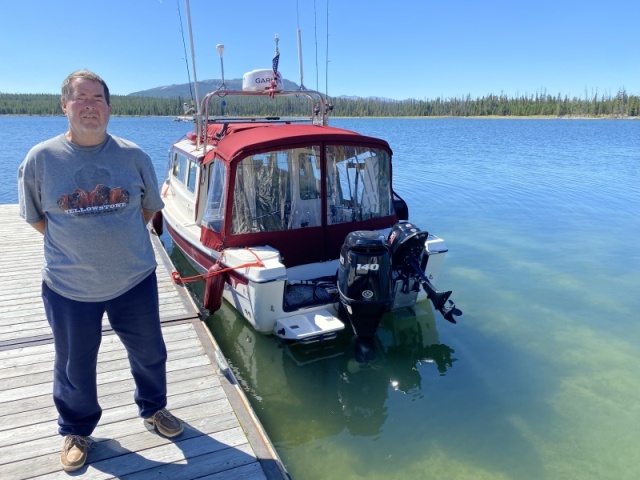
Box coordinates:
[128,78,301,98]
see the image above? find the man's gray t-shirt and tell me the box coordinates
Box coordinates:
[18,133,165,302]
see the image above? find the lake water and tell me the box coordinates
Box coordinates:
[2,116,639,479]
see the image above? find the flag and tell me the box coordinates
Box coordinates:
[270,36,281,96]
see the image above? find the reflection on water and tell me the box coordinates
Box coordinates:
[212,301,456,439]
[170,243,458,457]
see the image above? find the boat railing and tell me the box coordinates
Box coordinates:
[190,88,330,149]
[202,88,328,123]
[202,116,314,124]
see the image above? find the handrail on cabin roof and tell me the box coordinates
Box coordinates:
[191,88,331,150]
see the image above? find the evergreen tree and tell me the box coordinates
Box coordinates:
[1,91,638,118]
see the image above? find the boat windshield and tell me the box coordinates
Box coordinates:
[205,144,392,235]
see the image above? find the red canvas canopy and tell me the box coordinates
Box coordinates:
[202,123,392,164]
[199,122,398,267]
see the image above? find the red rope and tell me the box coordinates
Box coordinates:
[172,248,265,284]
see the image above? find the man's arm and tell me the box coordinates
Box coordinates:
[143,209,155,225]
[30,218,46,235]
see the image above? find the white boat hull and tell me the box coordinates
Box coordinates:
[165,205,450,342]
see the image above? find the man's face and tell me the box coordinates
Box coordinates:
[61,78,111,145]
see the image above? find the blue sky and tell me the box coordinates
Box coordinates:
[1,0,638,101]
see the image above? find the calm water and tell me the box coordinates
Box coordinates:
[3,116,639,479]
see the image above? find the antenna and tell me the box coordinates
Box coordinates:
[216,44,226,89]
[176,0,194,106]
[325,0,330,98]
[184,0,202,148]
[314,0,319,91]
[297,29,305,90]
[296,0,305,90]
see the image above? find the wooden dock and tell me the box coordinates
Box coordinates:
[0,204,288,479]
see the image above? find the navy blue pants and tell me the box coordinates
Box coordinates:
[42,271,168,437]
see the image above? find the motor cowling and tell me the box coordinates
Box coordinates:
[388,221,429,265]
[388,221,462,324]
[337,231,391,339]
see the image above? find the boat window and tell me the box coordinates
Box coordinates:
[171,151,200,194]
[171,153,188,184]
[326,146,392,224]
[299,153,321,200]
[202,160,226,232]
[231,146,322,233]
[186,160,198,193]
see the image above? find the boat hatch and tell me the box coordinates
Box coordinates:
[274,310,345,343]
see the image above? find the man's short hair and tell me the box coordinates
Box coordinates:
[61,70,110,106]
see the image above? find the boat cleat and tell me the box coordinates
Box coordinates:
[274,310,344,344]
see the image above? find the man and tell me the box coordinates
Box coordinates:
[17,70,183,472]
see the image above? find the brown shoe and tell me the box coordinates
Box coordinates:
[144,408,184,438]
[60,435,89,472]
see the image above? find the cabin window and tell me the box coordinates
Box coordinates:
[202,160,226,232]
[171,153,188,183]
[186,160,198,193]
[231,146,322,233]
[326,146,392,224]
[171,152,199,194]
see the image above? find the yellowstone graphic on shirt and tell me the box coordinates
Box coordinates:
[57,184,130,216]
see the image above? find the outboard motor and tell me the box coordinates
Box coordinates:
[388,222,462,323]
[337,231,392,339]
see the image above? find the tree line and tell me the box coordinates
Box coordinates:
[0,94,187,117]
[0,90,637,118]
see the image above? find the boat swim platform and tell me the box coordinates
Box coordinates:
[0,204,288,479]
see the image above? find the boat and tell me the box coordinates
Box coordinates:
[155,8,461,347]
